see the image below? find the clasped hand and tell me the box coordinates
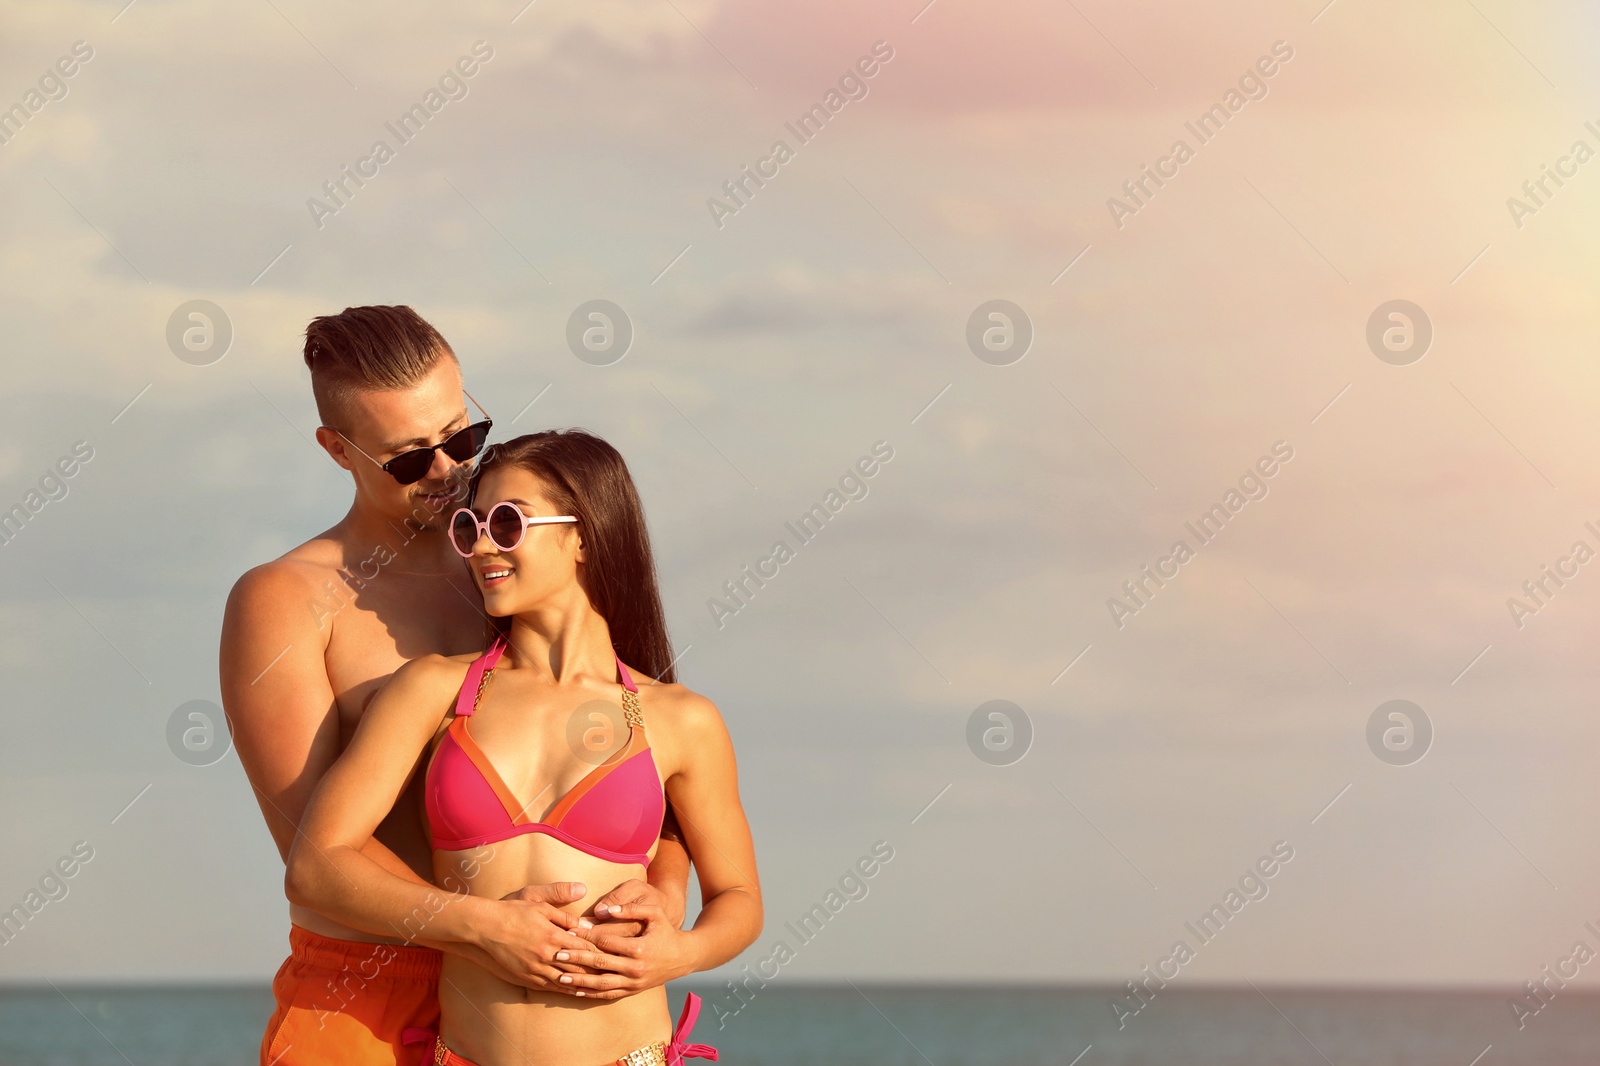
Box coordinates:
[478,879,695,1000]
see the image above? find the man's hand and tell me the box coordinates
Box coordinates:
[592,877,686,935]
[467,882,599,991]
[556,892,699,1000]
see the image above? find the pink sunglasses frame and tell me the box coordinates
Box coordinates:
[450,502,578,557]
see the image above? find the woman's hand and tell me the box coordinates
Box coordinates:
[466,882,602,991]
[554,895,699,1000]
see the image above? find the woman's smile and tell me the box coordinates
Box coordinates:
[480,563,515,589]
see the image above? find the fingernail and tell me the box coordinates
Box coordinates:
[559,975,572,983]
[575,991,586,997]
[555,952,569,961]
[578,918,593,929]
[595,904,610,917]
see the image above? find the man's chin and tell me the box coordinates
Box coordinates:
[413,487,465,520]
[396,505,449,534]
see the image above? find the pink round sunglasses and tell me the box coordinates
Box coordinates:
[450,501,578,557]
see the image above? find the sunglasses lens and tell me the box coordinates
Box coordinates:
[382,421,490,485]
[449,511,480,555]
[488,503,525,551]
[443,421,491,463]
[386,450,433,485]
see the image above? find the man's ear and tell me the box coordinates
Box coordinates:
[315,426,355,472]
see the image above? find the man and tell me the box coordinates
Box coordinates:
[220,306,691,1066]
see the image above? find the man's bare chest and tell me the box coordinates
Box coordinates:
[322,572,489,741]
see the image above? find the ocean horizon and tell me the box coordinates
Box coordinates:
[3,981,1597,1065]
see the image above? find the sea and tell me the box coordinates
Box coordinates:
[2,982,1597,1065]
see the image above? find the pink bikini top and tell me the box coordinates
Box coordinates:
[424,636,665,865]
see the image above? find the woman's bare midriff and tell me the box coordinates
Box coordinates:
[434,833,669,1066]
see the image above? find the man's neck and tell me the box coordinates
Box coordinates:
[337,501,463,576]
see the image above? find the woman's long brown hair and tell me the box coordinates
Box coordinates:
[469,429,677,684]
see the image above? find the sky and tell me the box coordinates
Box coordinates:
[3,0,1600,1004]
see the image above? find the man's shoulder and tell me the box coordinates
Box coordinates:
[227,534,342,602]
[222,533,348,636]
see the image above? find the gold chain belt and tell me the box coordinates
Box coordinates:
[434,1036,671,1065]
[616,1041,669,1066]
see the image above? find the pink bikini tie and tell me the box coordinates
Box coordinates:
[667,993,719,1064]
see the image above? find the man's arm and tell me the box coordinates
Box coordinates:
[649,803,691,926]
[222,562,365,866]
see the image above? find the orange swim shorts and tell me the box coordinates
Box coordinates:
[259,924,442,1066]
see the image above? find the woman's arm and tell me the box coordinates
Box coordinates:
[284,656,595,988]
[223,571,584,983]
[557,690,761,997]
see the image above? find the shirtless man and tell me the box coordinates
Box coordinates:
[220,305,691,1066]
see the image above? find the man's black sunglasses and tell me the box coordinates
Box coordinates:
[328,393,494,486]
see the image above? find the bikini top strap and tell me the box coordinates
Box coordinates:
[615,655,639,693]
[616,655,644,728]
[457,641,636,723]
[454,636,508,718]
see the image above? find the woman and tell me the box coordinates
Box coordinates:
[287,429,762,1066]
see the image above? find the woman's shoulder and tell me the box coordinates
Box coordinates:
[633,674,725,737]
[389,650,481,696]
[359,651,484,732]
